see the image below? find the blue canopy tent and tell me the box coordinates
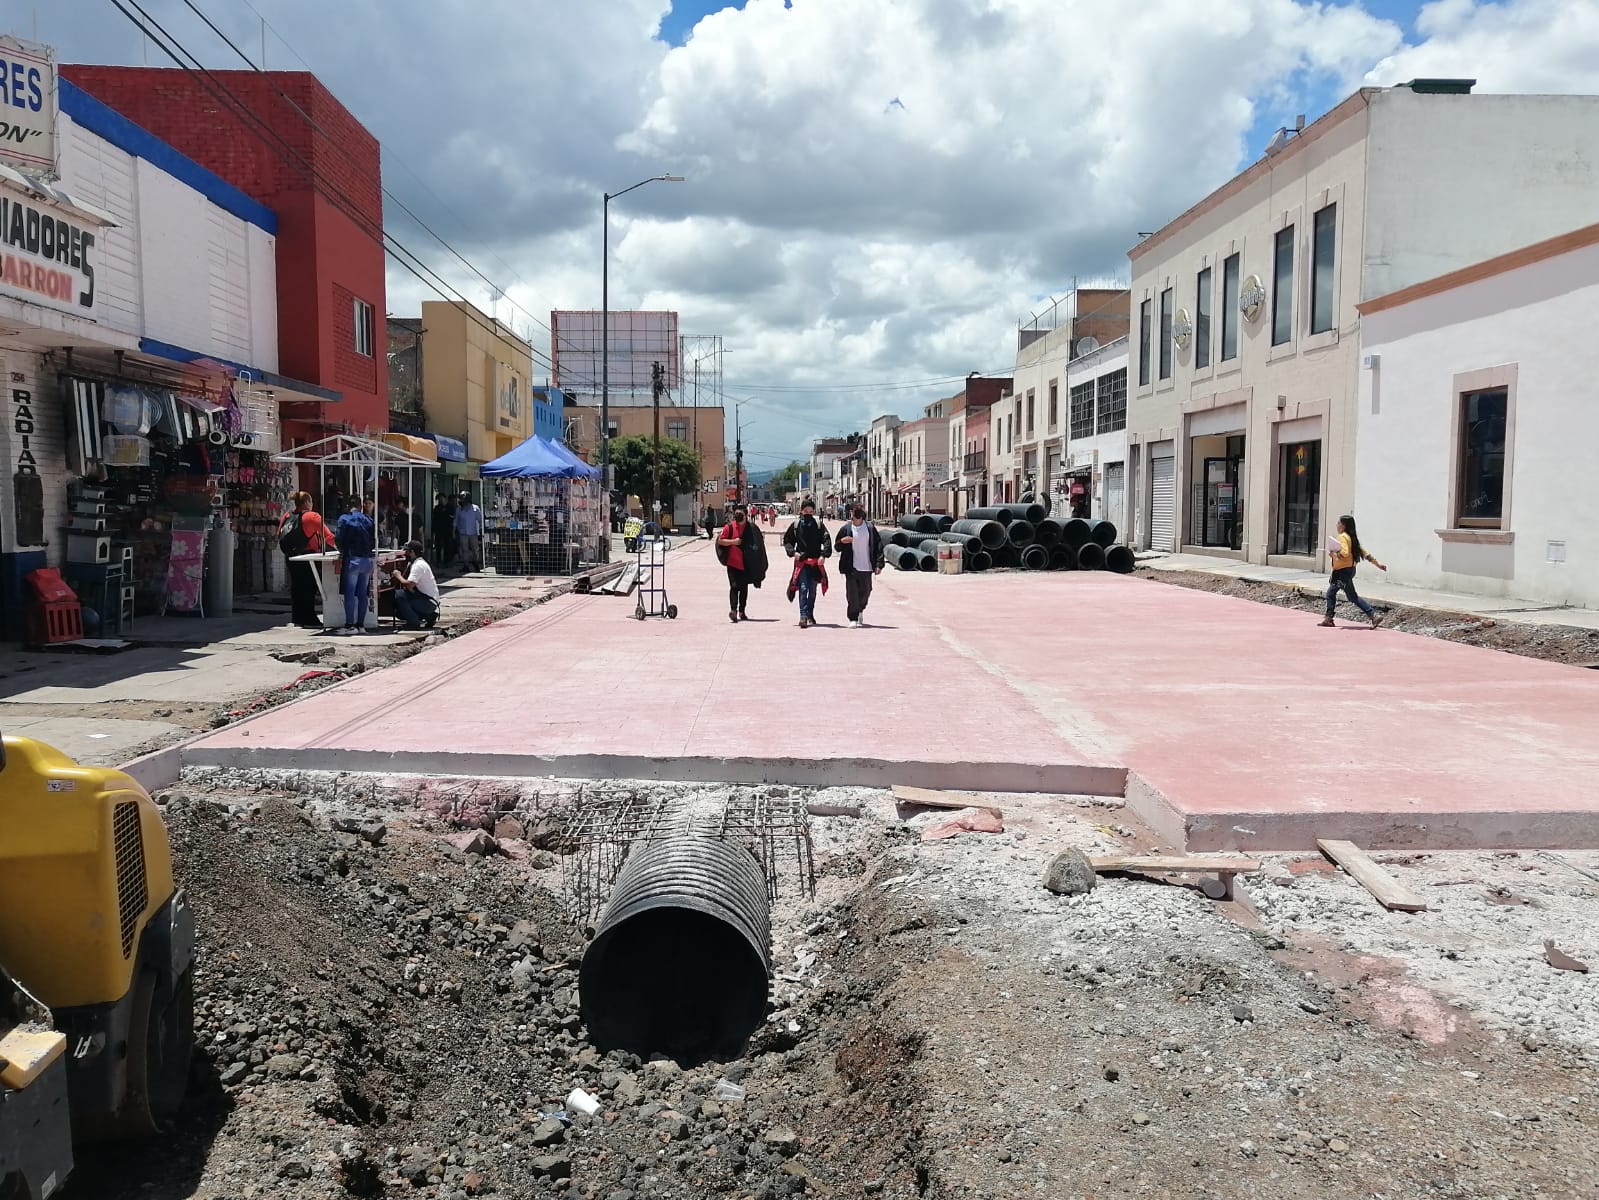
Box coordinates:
[482,436,583,478]
[478,437,605,573]
[537,437,601,480]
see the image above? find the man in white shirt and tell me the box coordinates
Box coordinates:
[391,540,441,630]
[835,506,884,628]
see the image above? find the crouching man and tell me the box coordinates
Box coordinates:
[391,539,441,630]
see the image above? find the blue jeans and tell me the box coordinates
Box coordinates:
[393,587,438,628]
[1325,567,1373,619]
[797,565,820,620]
[342,557,374,627]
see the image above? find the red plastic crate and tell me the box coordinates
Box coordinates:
[28,599,83,645]
[25,567,76,604]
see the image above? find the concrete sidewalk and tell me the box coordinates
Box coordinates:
[0,564,608,766]
[1144,552,1599,631]
[181,532,1599,851]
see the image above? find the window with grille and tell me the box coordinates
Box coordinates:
[667,420,688,439]
[1069,381,1095,440]
[1096,369,1127,434]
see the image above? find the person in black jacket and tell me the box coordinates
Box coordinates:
[835,505,885,628]
[782,497,832,627]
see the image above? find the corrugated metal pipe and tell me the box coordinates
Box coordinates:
[579,834,772,1064]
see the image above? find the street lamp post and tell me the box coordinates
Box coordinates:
[601,174,683,505]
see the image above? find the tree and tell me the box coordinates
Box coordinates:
[768,459,807,496]
[609,434,701,513]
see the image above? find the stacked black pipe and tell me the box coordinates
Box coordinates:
[885,508,1135,575]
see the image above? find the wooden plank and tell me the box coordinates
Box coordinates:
[892,784,1000,813]
[1317,839,1429,912]
[1090,855,1260,874]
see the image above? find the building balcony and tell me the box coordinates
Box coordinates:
[962,451,987,472]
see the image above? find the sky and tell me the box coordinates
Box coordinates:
[30,0,1599,468]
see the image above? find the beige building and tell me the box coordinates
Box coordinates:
[566,402,726,518]
[891,415,951,514]
[1128,81,1599,564]
[408,301,535,466]
[865,414,902,519]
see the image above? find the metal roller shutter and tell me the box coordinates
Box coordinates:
[1150,454,1176,552]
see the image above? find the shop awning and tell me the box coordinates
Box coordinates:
[381,432,439,463]
[428,433,467,462]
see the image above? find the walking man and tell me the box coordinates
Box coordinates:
[454,491,484,572]
[782,497,832,627]
[334,496,377,634]
[836,505,884,628]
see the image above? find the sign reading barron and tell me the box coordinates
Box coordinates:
[0,35,57,175]
[0,184,97,314]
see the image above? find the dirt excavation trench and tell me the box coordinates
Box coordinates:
[64,771,1599,1200]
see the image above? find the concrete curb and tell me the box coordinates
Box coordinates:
[174,745,1129,798]
[1125,769,1599,852]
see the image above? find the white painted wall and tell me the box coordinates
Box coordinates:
[1358,236,1599,608]
[1364,91,1599,301]
[53,111,277,369]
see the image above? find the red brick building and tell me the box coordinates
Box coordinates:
[61,67,388,441]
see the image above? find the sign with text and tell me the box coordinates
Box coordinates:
[0,181,97,314]
[0,36,57,175]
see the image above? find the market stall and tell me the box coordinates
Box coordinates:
[480,437,604,577]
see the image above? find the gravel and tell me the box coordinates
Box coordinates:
[57,772,1599,1199]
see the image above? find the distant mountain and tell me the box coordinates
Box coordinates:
[745,468,781,484]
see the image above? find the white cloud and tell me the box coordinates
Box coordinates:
[41,0,1598,461]
[1366,0,1599,93]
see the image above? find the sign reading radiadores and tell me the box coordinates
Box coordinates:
[0,36,57,175]
[0,185,96,314]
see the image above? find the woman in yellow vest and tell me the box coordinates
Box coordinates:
[1320,514,1387,628]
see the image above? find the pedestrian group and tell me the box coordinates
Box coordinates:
[715,497,884,628]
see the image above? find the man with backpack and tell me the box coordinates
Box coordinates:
[334,497,378,633]
[279,491,329,627]
[782,497,832,627]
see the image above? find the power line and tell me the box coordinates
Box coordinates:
[109,0,590,401]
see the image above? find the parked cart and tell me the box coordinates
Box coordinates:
[633,524,678,620]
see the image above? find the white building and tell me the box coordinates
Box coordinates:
[0,71,305,635]
[1061,340,1130,529]
[1356,221,1599,608]
[1127,80,1599,564]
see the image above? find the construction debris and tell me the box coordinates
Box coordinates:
[1089,854,1261,901]
[1545,941,1591,973]
[921,808,1005,841]
[1318,838,1429,912]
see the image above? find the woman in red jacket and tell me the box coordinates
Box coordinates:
[717,504,768,622]
[279,491,330,627]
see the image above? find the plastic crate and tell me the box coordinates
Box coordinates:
[28,600,84,645]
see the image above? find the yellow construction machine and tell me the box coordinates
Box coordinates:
[0,733,194,1199]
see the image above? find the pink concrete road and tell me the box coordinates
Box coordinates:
[184,536,1599,849]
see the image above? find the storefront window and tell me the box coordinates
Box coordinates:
[1277,440,1321,556]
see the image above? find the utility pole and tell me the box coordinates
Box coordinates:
[734,399,745,505]
[651,361,664,519]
